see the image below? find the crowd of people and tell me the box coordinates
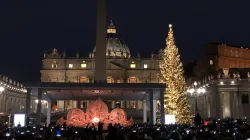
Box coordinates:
[0,114,250,140]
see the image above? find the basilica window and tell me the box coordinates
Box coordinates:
[116,52,121,56]
[69,64,73,68]
[235,51,239,57]
[81,61,87,68]
[107,76,114,83]
[130,61,136,68]
[50,78,58,82]
[107,28,116,34]
[52,61,57,68]
[144,64,148,69]
[79,76,89,83]
[128,77,137,83]
[116,79,121,83]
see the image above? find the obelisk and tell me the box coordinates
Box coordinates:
[95,0,107,83]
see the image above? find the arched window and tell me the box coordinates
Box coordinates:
[230,50,234,57]
[80,76,89,83]
[52,60,57,68]
[107,76,114,83]
[128,77,137,83]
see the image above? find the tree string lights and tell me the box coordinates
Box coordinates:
[160,24,192,124]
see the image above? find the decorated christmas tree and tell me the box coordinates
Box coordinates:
[160,24,192,124]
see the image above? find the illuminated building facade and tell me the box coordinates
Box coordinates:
[187,43,250,119]
[0,75,37,115]
[41,21,164,112]
[194,43,250,78]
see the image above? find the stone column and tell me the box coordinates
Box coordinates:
[36,88,42,125]
[86,101,90,108]
[120,101,125,108]
[153,100,157,124]
[0,94,2,112]
[238,91,243,118]
[47,100,51,126]
[0,94,3,112]
[32,100,36,113]
[207,96,211,118]
[160,90,165,124]
[1,95,5,112]
[149,90,154,124]
[111,101,115,108]
[4,95,7,113]
[126,101,130,108]
[5,98,9,113]
[16,99,20,113]
[77,101,81,108]
[137,101,141,109]
[212,89,221,118]
[134,101,138,109]
[222,92,231,118]
[233,92,239,119]
[25,88,31,126]
[229,92,234,118]
[72,101,77,108]
[143,100,147,123]
[64,101,66,111]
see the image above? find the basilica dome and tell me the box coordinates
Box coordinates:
[93,21,131,58]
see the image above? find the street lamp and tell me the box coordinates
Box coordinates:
[0,86,5,95]
[187,81,206,114]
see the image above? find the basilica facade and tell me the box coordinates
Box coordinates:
[41,21,164,112]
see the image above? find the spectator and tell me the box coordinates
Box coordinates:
[194,113,202,127]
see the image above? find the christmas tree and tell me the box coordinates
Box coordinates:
[160,24,192,124]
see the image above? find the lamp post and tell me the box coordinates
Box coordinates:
[0,86,5,95]
[187,81,206,114]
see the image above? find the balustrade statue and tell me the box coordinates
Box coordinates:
[217,73,221,79]
[233,73,237,79]
[236,72,240,79]
[76,52,79,58]
[222,68,229,78]
[247,72,250,79]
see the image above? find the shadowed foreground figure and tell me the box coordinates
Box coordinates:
[194,113,202,128]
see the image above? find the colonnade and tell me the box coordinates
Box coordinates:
[0,92,36,114]
[193,90,244,119]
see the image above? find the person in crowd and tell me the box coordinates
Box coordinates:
[17,122,21,129]
[2,118,250,140]
[194,113,202,128]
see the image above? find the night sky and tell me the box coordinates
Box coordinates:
[0,0,249,82]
